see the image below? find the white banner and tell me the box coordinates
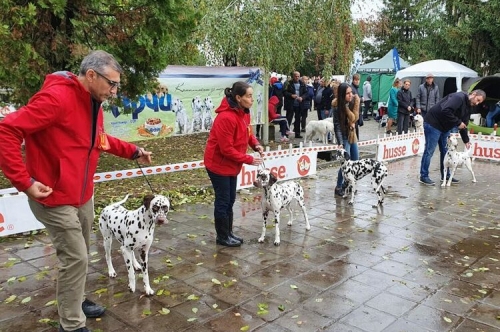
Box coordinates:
[0,149,318,236]
[376,132,425,161]
[0,194,44,237]
[237,151,317,189]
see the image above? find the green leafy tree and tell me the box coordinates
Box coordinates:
[360,0,442,64]
[433,0,500,75]
[0,1,201,104]
[197,0,358,78]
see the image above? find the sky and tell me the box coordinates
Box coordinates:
[351,0,382,21]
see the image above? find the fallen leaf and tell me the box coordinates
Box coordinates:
[142,309,152,316]
[192,308,198,314]
[187,294,199,300]
[4,295,16,303]
[21,296,31,304]
[290,285,298,289]
[159,308,170,315]
[278,304,285,311]
[443,317,452,323]
[45,299,57,306]
[240,326,249,331]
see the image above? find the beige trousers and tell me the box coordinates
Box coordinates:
[29,197,93,331]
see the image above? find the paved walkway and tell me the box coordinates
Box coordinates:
[1,117,500,332]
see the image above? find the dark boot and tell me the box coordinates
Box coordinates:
[228,212,243,243]
[215,217,241,247]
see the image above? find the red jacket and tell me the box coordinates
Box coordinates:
[268,96,280,121]
[204,97,260,176]
[0,71,138,207]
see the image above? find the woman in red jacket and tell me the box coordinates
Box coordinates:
[204,81,264,247]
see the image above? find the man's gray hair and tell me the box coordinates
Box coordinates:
[79,50,123,75]
[471,89,486,99]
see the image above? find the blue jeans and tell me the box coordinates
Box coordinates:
[271,117,289,136]
[321,108,333,120]
[206,168,236,219]
[486,105,500,127]
[420,122,450,179]
[337,139,359,188]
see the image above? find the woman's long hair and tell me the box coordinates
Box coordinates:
[337,83,350,134]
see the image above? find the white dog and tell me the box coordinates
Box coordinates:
[191,96,204,133]
[304,119,334,144]
[253,169,310,246]
[203,97,214,131]
[442,136,476,187]
[414,114,424,133]
[172,98,189,134]
[99,194,170,295]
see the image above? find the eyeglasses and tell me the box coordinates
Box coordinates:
[94,70,120,89]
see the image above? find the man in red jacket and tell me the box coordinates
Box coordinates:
[0,50,152,332]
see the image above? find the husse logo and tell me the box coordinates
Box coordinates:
[0,213,5,233]
[239,165,287,187]
[297,155,311,176]
[412,138,420,154]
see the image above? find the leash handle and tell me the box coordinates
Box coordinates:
[135,160,156,194]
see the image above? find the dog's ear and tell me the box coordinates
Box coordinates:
[344,151,350,160]
[269,172,278,186]
[143,195,155,209]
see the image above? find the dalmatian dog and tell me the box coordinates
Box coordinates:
[172,98,189,134]
[414,114,424,133]
[203,97,214,131]
[335,149,388,205]
[304,119,334,144]
[442,136,476,187]
[253,168,310,246]
[191,96,204,133]
[99,194,170,295]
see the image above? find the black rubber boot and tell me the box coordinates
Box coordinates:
[215,217,241,247]
[228,212,243,243]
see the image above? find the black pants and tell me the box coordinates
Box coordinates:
[206,168,236,220]
[363,100,372,118]
[292,106,302,134]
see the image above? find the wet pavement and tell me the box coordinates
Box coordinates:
[1,118,500,332]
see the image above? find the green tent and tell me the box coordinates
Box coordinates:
[359,73,395,104]
[357,49,410,103]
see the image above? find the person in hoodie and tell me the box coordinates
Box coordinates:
[0,50,152,332]
[204,81,264,247]
[362,75,372,120]
[268,95,291,142]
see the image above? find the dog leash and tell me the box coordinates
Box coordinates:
[135,159,156,194]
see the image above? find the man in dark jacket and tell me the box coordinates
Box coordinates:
[416,73,440,116]
[419,89,486,186]
[396,79,413,134]
[283,71,308,138]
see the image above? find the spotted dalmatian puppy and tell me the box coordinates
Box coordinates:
[99,194,169,295]
[335,149,387,205]
[253,169,310,245]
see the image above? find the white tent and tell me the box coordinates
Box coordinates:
[395,59,478,97]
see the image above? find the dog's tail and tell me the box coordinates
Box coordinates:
[109,194,130,207]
